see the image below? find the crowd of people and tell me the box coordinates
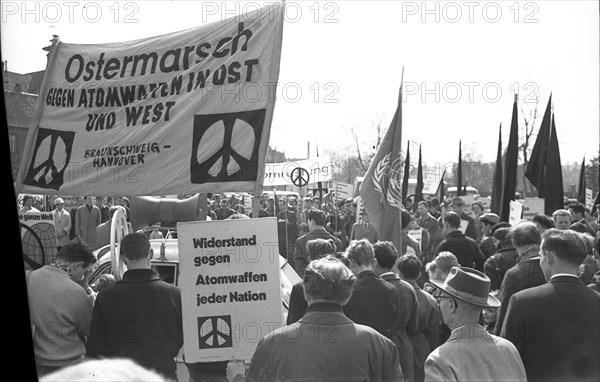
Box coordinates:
[21,191,600,382]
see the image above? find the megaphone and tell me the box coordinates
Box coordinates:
[130,194,201,231]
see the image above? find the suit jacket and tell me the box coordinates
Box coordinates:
[52,208,71,246]
[435,230,486,271]
[425,324,526,382]
[494,249,546,336]
[248,302,403,382]
[292,227,343,275]
[409,286,441,382]
[381,273,419,382]
[501,275,600,382]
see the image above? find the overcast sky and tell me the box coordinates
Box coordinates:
[2,0,598,166]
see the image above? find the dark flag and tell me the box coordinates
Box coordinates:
[500,96,519,222]
[402,141,411,203]
[360,82,405,254]
[415,145,424,208]
[457,140,464,196]
[544,115,564,215]
[577,156,586,204]
[491,124,503,215]
[438,169,446,202]
[525,95,552,196]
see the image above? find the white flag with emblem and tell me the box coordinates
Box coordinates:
[16,2,285,196]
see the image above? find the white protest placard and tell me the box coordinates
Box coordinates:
[407,228,423,252]
[422,168,440,195]
[18,3,285,196]
[335,182,354,201]
[521,197,545,221]
[509,200,524,226]
[20,212,58,271]
[178,218,283,363]
[264,156,336,187]
[586,188,594,211]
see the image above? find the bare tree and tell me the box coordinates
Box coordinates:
[351,119,384,172]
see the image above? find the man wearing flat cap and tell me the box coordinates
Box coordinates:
[449,197,477,240]
[478,213,500,259]
[425,267,526,382]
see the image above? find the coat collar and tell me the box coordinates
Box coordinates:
[446,230,464,239]
[300,302,353,325]
[549,274,583,285]
[120,268,161,283]
[448,323,491,342]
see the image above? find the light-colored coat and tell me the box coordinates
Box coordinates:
[52,208,71,246]
[425,324,526,382]
[75,205,101,250]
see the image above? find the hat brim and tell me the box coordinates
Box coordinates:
[430,279,501,308]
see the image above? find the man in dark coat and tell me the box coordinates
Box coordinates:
[435,212,486,271]
[291,209,343,276]
[484,227,518,291]
[494,221,546,336]
[343,240,404,374]
[373,241,419,382]
[501,229,600,382]
[247,256,403,382]
[87,233,183,381]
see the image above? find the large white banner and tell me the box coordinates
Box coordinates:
[18,3,285,196]
[178,218,282,362]
[20,212,58,271]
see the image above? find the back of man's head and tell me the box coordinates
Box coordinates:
[509,221,541,247]
[541,228,587,266]
[532,214,555,230]
[345,239,375,267]
[307,209,326,226]
[568,202,585,217]
[373,241,398,270]
[306,238,336,261]
[444,212,461,229]
[57,241,96,267]
[121,232,151,261]
[303,256,356,303]
[434,251,459,275]
[493,227,513,249]
[397,255,422,281]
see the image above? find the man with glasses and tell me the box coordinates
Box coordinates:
[425,267,526,382]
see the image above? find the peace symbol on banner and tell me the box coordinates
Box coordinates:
[290,167,310,187]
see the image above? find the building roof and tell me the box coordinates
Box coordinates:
[4,91,39,128]
[2,70,31,93]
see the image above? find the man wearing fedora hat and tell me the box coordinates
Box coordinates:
[425,267,526,382]
[449,197,477,240]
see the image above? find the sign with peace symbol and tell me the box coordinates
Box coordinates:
[191,109,266,184]
[24,128,75,190]
[290,167,310,187]
[197,315,233,349]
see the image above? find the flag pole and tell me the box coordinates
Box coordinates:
[399,67,404,260]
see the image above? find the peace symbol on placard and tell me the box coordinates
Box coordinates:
[197,315,233,349]
[290,167,310,187]
[24,128,75,190]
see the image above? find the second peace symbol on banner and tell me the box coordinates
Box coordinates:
[291,167,310,187]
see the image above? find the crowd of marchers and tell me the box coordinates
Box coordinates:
[21,191,600,382]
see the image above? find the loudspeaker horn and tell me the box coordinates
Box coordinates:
[130,194,201,232]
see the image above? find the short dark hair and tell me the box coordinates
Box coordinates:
[373,241,398,269]
[22,195,34,203]
[307,209,326,226]
[57,241,97,267]
[306,239,336,261]
[493,227,512,249]
[345,239,375,267]
[120,232,151,261]
[532,214,555,230]
[397,255,422,281]
[509,221,541,247]
[568,203,585,216]
[541,229,587,266]
[444,212,461,229]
